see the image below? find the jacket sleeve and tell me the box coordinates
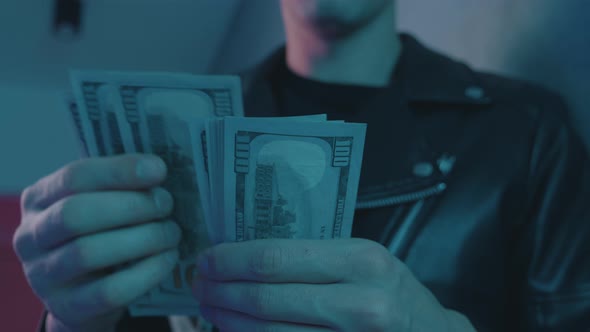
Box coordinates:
[518,93,590,330]
[36,309,172,332]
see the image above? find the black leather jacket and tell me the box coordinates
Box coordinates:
[37,34,590,332]
[240,34,590,331]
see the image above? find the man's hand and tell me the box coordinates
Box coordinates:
[12,154,181,332]
[192,238,476,332]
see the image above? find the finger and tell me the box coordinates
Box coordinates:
[194,280,341,327]
[198,305,332,332]
[32,188,173,252]
[22,154,166,211]
[197,238,394,283]
[46,248,179,326]
[195,280,400,332]
[26,220,181,289]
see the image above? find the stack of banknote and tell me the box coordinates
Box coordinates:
[67,70,367,317]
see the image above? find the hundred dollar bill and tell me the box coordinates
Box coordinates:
[64,95,89,157]
[69,75,127,156]
[218,117,367,242]
[103,72,242,316]
[205,115,331,244]
[70,70,244,317]
[126,120,218,315]
[71,70,243,152]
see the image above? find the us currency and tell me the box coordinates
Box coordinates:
[64,95,89,157]
[69,74,128,156]
[204,115,331,244]
[69,70,368,319]
[111,73,242,316]
[211,117,367,243]
[69,70,243,317]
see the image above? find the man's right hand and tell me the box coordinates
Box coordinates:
[12,154,181,332]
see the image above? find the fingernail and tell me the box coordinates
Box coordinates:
[152,187,173,211]
[136,158,166,181]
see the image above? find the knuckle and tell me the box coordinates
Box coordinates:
[20,185,35,211]
[121,193,146,213]
[69,237,93,272]
[104,158,129,186]
[57,197,82,236]
[249,244,286,279]
[358,291,392,331]
[248,285,275,315]
[58,162,83,193]
[11,225,25,258]
[354,240,394,277]
[14,214,44,258]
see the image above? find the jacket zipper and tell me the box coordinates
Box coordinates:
[355,182,447,210]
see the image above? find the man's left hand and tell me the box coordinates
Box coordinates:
[192,238,474,332]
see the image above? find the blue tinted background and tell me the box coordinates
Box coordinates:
[0,2,588,331]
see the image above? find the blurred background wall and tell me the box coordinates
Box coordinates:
[0,1,588,329]
[0,0,588,194]
[396,0,590,147]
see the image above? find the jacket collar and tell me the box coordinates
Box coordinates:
[239,34,495,207]
[396,34,493,106]
[241,33,493,117]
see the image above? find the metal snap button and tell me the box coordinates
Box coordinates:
[465,86,485,100]
[413,162,434,177]
[437,154,456,175]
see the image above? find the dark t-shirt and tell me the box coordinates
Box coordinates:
[273,62,391,119]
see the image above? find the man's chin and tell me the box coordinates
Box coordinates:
[312,17,370,39]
